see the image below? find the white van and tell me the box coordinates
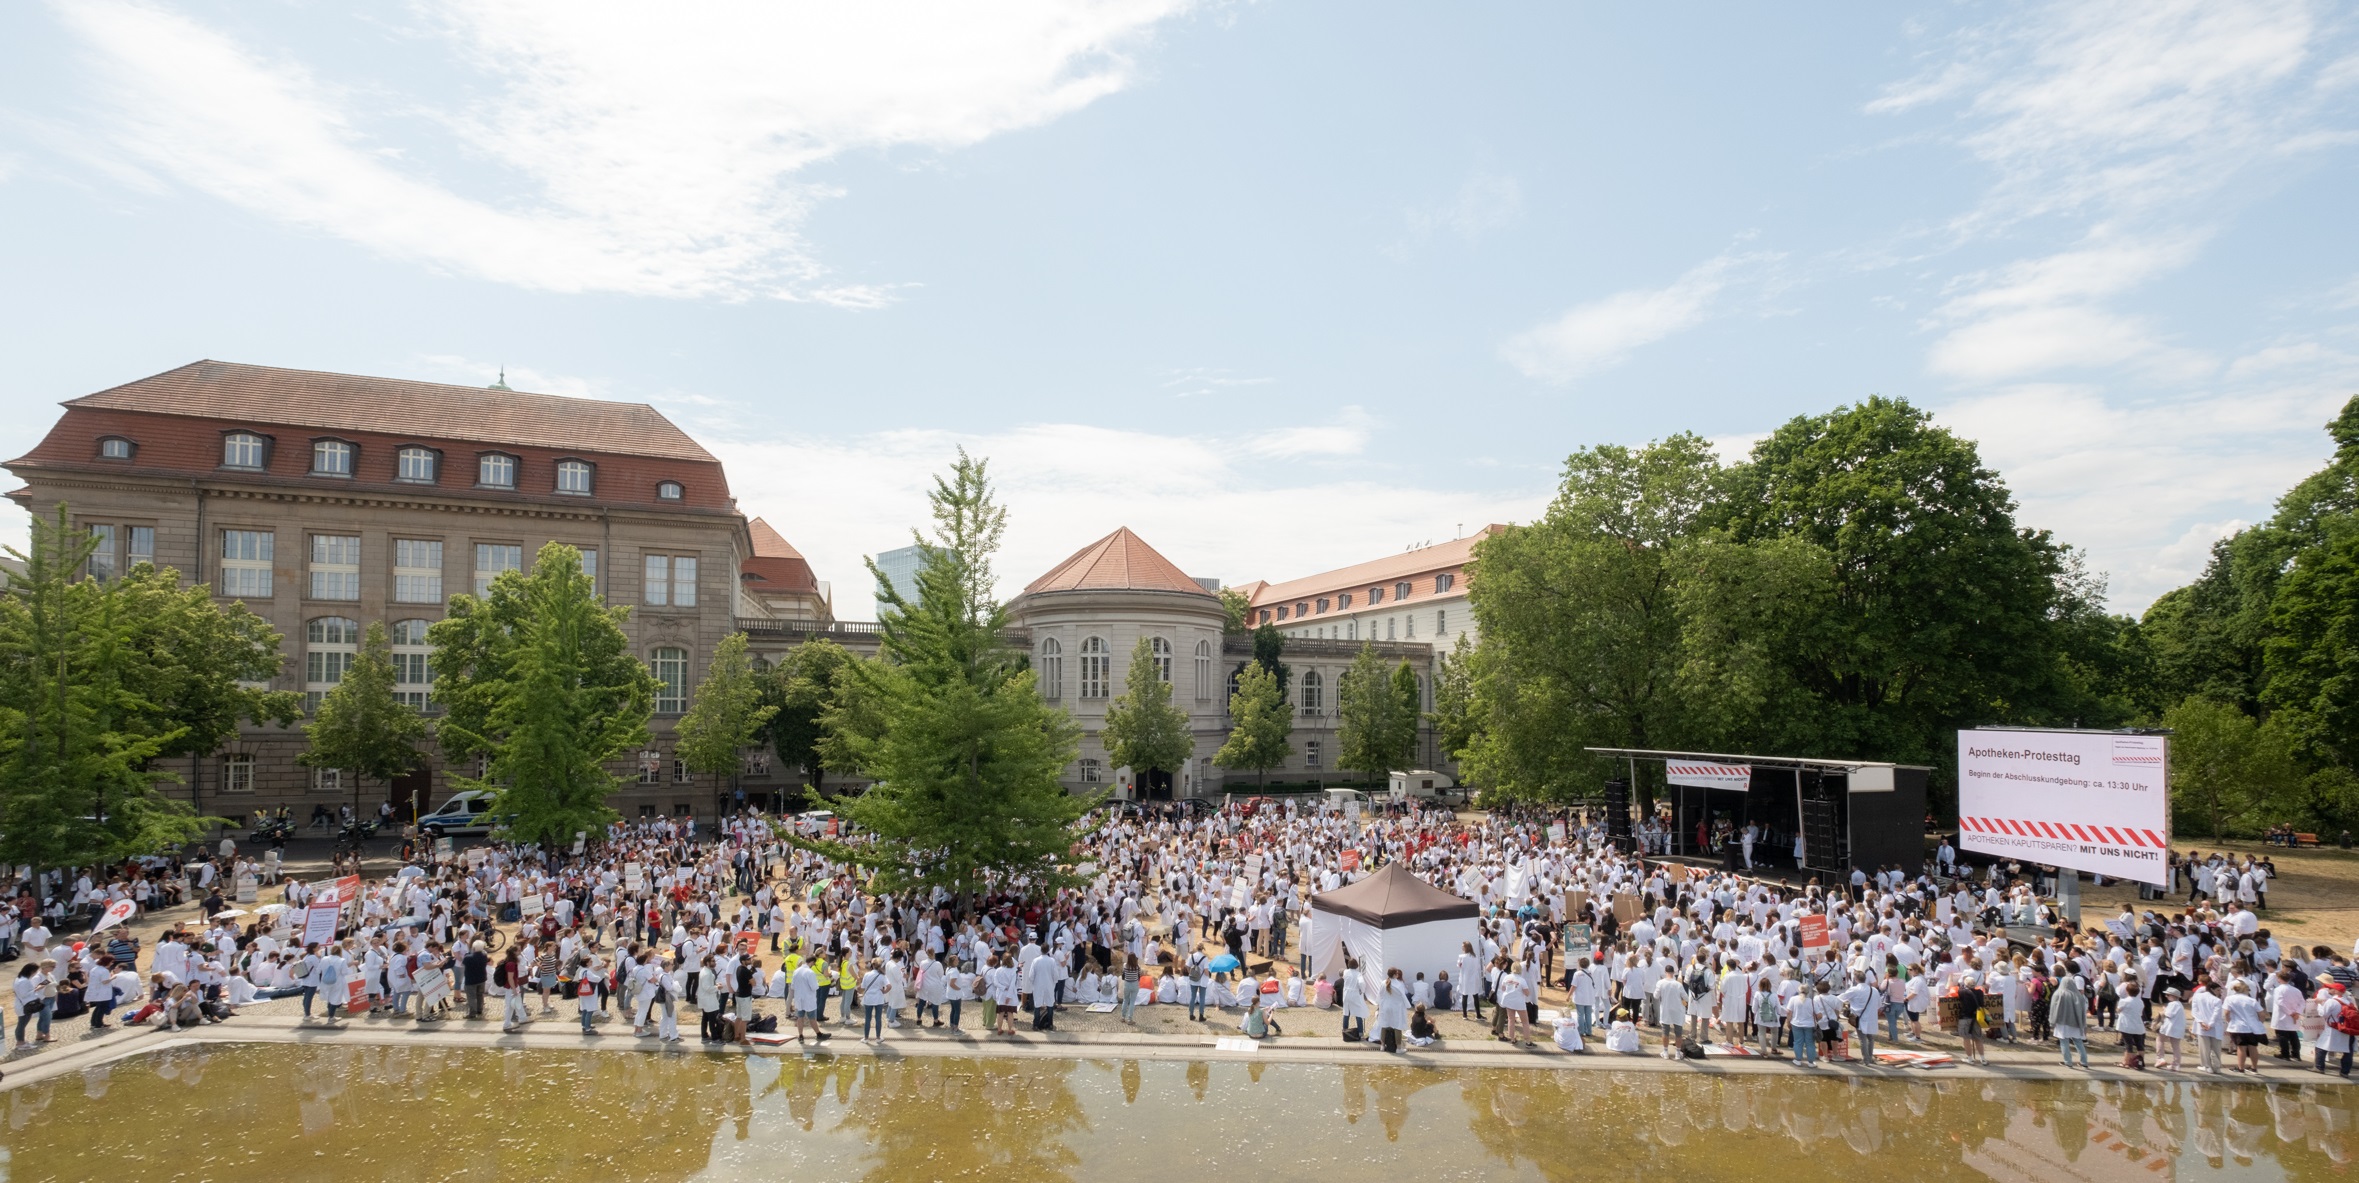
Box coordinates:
[1388,770,1456,802]
[418,790,500,837]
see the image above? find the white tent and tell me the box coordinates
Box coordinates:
[1302,862,1482,991]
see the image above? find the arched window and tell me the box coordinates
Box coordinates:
[1079,636,1110,700]
[1300,670,1323,714]
[1194,639,1213,703]
[305,616,360,710]
[651,647,689,713]
[222,432,266,469]
[397,446,438,483]
[556,459,593,495]
[98,437,134,460]
[1038,637,1063,701]
[656,481,684,500]
[311,439,354,476]
[390,619,435,708]
[1151,636,1172,683]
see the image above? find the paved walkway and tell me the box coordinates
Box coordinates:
[7,995,2351,1095]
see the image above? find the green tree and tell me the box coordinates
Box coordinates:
[756,638,854,793]
[1460,434,1723,801]
[1102,637,1193,788]
[2163,696,2299,840]
[1390,660,1423,769]
[1429,634,1481,764]
[1720,397,2101,798]
[1337,643,1408,785]
[110,565,301,764]
[1213,660,1291,787]
[0,508,216,870]
[427,543,656,847]
[805,450,1088,898]
[1218,587,1252,636]
[675,632,777,801]
[1250,621,1289,695]
[2261,511,2359,774]
[298,620,426,816]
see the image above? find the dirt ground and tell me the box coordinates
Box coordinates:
[2088,841,2359,954]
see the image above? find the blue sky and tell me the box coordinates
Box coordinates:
[2,1,2354,618]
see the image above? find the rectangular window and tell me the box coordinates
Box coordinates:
[644,553,698,608]
[219,530,274,599]
[1387,617,1396,640]
[1080,758,1101,784]
[391,651,433,708]
[1435,573,1455,593]
[673,758,692,784]
[1306,741,1321,770]
[1396,581,1413,601]
[88,524,116,582]
[1316,598,1329,614]
[1368,586,1383,605]
[128,526,154,568]
[394,539,444,603]
[1404,613,1415,639]
[651,648,689,713]
[478,454,516,488]
[1436,610,1447,635]
[580,548,598,594]
[474,543,522,596]
[222,755,255,793]
[398,447,438,483]
[313,767,342,794]
[1339,593,1353,610]
[309,535,361,601]
[1258,609,1271,625]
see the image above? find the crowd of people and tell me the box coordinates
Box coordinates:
[1,796,2355,1083]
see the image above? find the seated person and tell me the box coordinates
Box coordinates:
[1552,1016,1587,1053]
[1434,972,1455,1013]
[1408,1004,1438,1047]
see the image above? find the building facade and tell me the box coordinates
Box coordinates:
[1237,526,1501,654]
[4,361,829,822]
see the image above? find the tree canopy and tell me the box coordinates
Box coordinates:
[299,619,426,812]
[427,543,655,847]
[1101,636,1193,782]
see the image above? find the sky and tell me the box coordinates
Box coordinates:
[1,0,2354,619]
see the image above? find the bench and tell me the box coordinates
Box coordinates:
[2295,832,2321,848]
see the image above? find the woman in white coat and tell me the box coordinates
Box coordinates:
[1374,967,1410,1053]
[2316,984,2355,1077]
[1340,959,1371,1044]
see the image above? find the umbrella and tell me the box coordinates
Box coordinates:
[256,903,294,915]
[1207,953,1241,973]
[397,866,428,879]
[210,908,248,920]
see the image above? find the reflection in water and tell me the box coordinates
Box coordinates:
[0,1046,2348,1183]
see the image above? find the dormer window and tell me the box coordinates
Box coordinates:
[311,439,354,477]
[655,480,683,501]
[396,446,439,483]
[222,432,267,470]
[556,459,593,495]
[98,437,134,461]
[477,453,517,489]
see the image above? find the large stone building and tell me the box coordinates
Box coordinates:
[3,361,831,822]
[4,360,1469,817]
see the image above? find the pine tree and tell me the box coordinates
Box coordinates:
[1102,636,1193,789]
[809,450,1086,898]
[299,620,426,816]
[1214,660,1292,788]
[676,632,777,801]
[427,543,656,848]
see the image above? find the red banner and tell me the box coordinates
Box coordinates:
[1340,849,1361,873]
[1798,915,1829,949]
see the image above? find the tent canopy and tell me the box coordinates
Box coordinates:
[1309,862,1479,929]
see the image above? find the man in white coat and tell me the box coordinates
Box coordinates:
[1027,949,1061,1031]
[790,958,828,1045]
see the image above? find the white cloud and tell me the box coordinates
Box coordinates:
[1502,254,1756,385]
[47,0,1195,301]
[1939,372,2350,609]
[712,419,1544,620]
[1405,172,1524,244]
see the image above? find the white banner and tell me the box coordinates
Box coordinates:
[1665,762,1750,791]
[93,898,137,934]
[302,903,340,947]
[1958,728,2169,886]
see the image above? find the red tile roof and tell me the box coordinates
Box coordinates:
[1247,526,1506,609]
[747,517,804,560]
[68,360,715,462]
[1025,527,1211,597]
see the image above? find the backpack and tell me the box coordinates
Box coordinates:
[2335,1001,2359,1037]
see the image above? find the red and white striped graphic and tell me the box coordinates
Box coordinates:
[1959,816,2167,848]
